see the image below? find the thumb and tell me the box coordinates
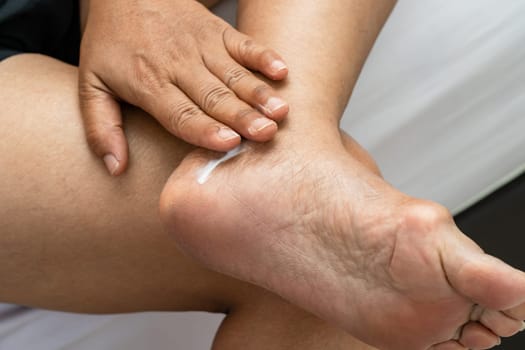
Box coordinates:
[79,76,129,176]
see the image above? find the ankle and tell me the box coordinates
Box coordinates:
[271,113,342,151]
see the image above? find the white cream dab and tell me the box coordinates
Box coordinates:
[197,144,245,184]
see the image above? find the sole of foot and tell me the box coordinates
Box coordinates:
[161,131,525,350]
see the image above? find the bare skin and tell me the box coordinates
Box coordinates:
[2,1,523,349]
[80,0,289,176]
[159,1,525,349]
[0,1,376,348]
[0,53,376,350]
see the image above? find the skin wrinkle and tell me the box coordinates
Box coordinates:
[254,152,376,304]
[169,101,199,133]
[222,65,249,89]
[200,84,234,111]
[6,0,524,348]
[2,14,373,348]
[293,153,384,284]
[82,0,291,168]
[213,152,336,293]
[386,228,398,273]
[130,52,166,97]
[79,71,116,103]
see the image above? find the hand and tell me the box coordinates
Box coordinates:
[79,0,289,175]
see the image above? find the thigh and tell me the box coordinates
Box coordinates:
[0,54,377,350]
[0,53,244,313]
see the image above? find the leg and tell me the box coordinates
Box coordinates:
[213,289,374,350]
[0,54,375,349]
[160,1,525,349]
[0,53,227,313]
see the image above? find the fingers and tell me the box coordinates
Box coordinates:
[176,65,279,143]
[79,74,129,175]
[143,85,242,152]
[205,55,289,121]
[223,27,288,80]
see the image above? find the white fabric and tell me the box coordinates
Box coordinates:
[0,304,223,350]
[1,1,524,349]
[345,0,525,213]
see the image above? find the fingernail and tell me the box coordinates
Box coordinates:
[217,128,240,141]
[249,118,276,134]
[103,154,119,176]
[271,60,287,73]
[520,321,525,332]
[496,337,501,345]
[264,97,287,115]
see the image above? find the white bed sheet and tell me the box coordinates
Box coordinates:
[1,1,523,349]
[345,0,525,213]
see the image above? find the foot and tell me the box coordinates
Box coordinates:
[160,129,525,350]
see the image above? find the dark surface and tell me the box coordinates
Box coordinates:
[0,0,80,64]
[455,172,525,349]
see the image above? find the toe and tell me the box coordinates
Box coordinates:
[459,321,500,349]
[505,302,525,320]
[479,308,524,337]
[430,340,467,350]
[445,236,525,310]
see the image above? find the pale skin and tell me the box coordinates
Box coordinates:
[1,1,525,350]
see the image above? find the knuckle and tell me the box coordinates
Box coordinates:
[168,33,195,62]
[234,109,258,124]
[224,66,250,88]
[78,81,102,106]
[85,128,100,146]
[238,38,256,58]
[253,84,271,101]
[78,72,116,109]
[85,127,106,154]
[201,85,233,111]
[168,102,201,135]
[84,122,124,154]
